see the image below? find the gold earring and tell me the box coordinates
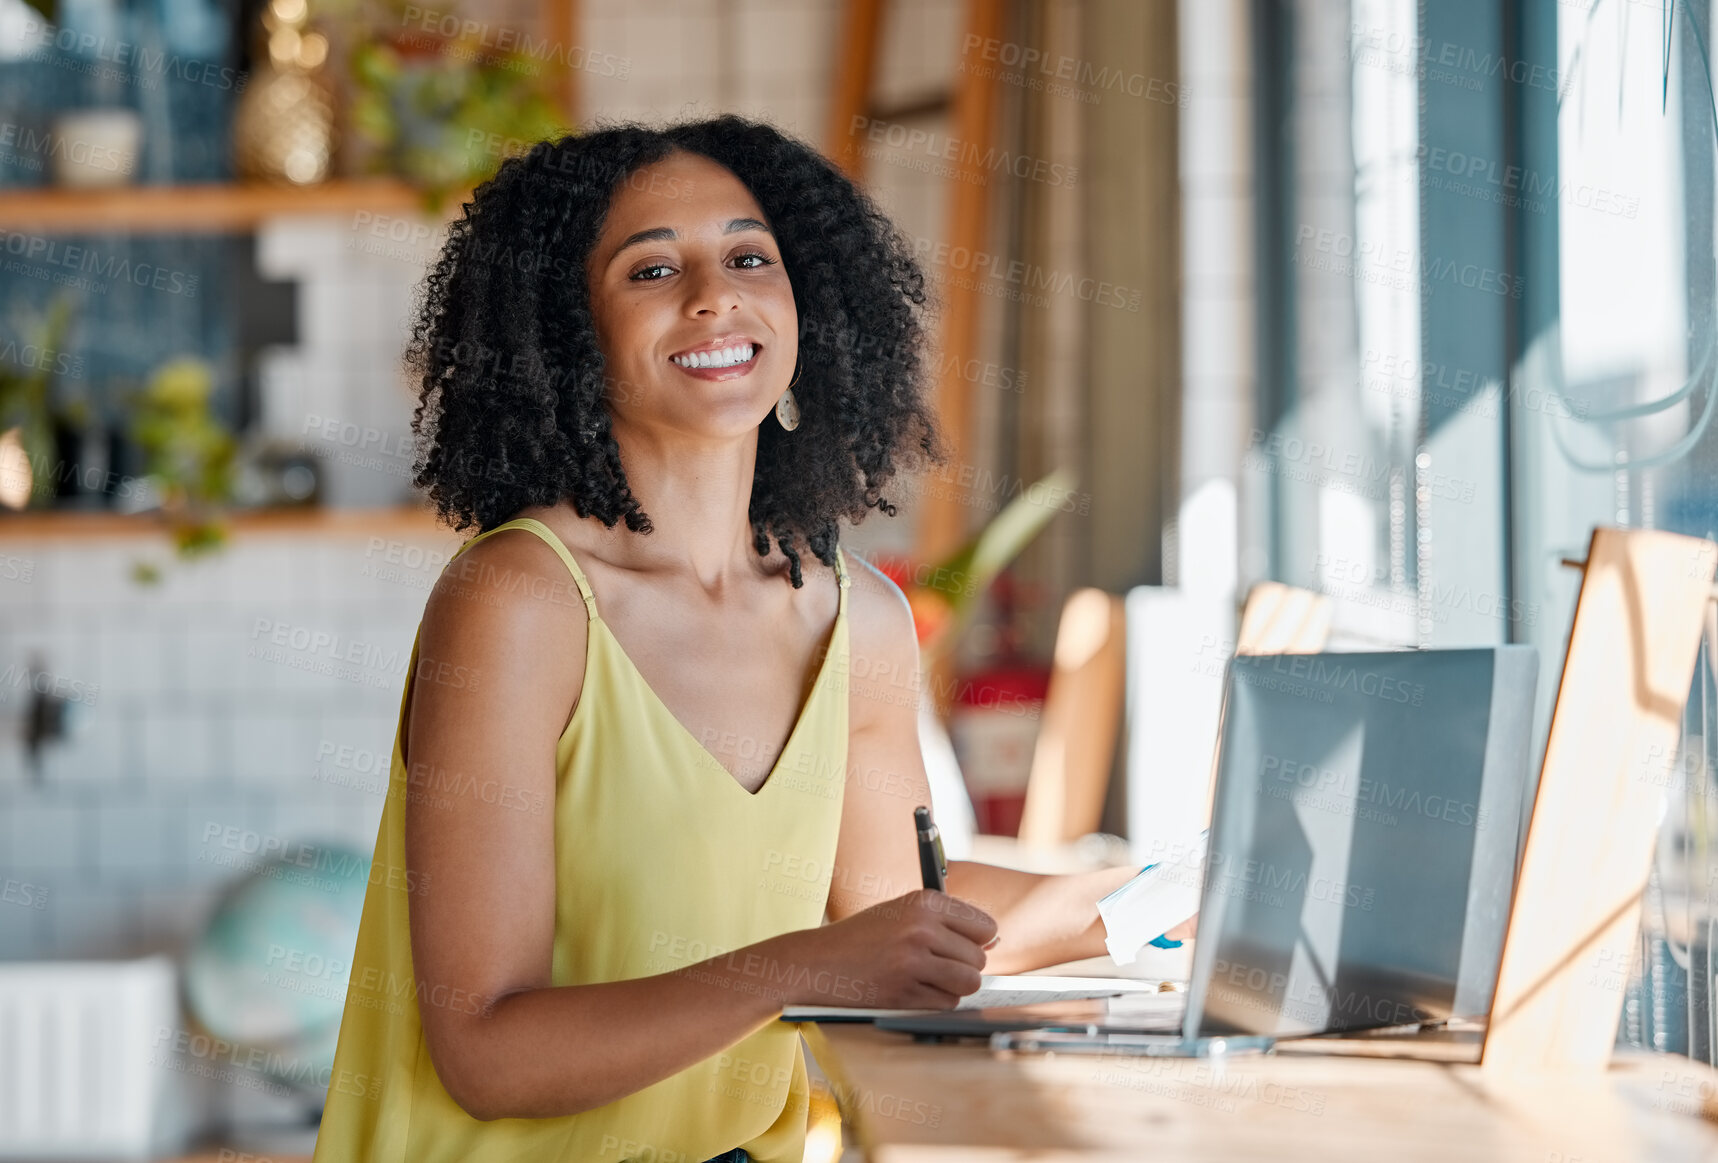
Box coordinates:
[776,361,802,431]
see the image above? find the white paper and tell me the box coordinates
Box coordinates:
[1096,829,1208,965]
[781,973,1163,1021]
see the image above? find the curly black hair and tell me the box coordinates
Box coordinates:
[404,114,947,588]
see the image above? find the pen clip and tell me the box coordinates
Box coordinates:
[915,805,947,891]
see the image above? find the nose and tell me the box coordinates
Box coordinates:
[683,257,743,317]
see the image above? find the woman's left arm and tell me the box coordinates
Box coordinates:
[942,861,1138,975]
[830,556,1141,975]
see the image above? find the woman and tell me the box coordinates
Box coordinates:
[312,115,1159,1163]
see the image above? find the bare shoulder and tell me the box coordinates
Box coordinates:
[414,526,589,732]
[841,549,916,647]
[426,527,589,639]
[839,549,920,728]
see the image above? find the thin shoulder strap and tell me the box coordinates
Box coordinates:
[834,545,850,613]
[452,517,599,621]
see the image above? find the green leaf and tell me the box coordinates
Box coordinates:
[920,467,1079,661]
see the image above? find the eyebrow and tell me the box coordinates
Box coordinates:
[609,217,774,260]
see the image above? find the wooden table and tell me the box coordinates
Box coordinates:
[804,1023,1718,1162]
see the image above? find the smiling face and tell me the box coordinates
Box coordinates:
[584,149,800,441]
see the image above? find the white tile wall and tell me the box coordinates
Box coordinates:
[7,801,84,873]
[256,215,424,510]
[0,523,458,960]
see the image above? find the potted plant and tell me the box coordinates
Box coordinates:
[873,466,1077,665]
[0,295,75,510]
[344,9,568,210]
[127,356,237,575]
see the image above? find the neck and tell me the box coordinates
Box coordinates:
[595,421,772,594]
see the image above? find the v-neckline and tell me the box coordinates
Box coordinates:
[593,562,847,798]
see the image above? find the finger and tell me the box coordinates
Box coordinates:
[924,924,988,973]
[919,955,983,1001]
[926,893,998,945]
[907,983,964,1011]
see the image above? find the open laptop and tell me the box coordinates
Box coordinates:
[876,645,1540,1056]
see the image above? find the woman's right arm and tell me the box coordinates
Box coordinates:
[402,532,995,1122]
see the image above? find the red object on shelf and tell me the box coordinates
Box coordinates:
[949,662,1050,837]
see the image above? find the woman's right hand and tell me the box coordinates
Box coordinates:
[783,889,998,1010]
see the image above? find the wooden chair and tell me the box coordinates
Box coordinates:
[1015,589,1129,850]
[1235,580,1333,655]
[1483,528,1718,1070]
[964,588,1130,872]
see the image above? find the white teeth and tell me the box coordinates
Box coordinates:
[673,343,754,369]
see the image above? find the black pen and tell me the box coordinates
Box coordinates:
[915,805,946,892]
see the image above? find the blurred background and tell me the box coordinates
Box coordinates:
[2,0,1717,1157]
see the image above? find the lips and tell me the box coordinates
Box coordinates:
[668,335,762,372]
[663,331,759,359]
[663,340,759,381]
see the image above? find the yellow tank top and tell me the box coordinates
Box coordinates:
[312,517,850,1162]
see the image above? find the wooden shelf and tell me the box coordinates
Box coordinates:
[0,504,459,540]
[0,178,473,233]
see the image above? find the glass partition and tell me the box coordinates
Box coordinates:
[1538,0,1718,1063]
[1250,0,1718,1063]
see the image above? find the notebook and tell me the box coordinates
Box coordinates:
[780,974,1167,1022]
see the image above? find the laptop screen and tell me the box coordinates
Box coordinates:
[1182,646,1539,1039]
